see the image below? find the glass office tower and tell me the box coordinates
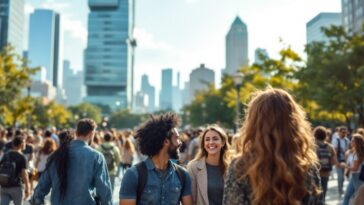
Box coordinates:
[85,0,135,110]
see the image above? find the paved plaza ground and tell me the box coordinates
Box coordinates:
[22,170,351,205]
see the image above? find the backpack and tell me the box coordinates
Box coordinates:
[316,143,332,172]
[0,153,17,187]
[135,161,186,203]
[100,145,115,171]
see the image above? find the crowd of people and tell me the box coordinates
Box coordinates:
[0,88,363,205]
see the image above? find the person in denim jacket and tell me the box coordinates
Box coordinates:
[30,119,112,205]
[119,112,193,205]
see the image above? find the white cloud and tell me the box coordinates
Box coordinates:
[24,3,35,15]
[40,2,87,44]
[134,27,174,51]
[41,2,71,11]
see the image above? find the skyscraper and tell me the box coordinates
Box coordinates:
[0,0,24,55]
[84,0,135,110]
[189,64,215,102]
[342,0,364,33]
[159,68,173,110]
[172,72,183,113]
[28,9,63,88]
[63,60,84,106]
[306,12,341,44]
[225,16,248,75]
[141,74,155,113]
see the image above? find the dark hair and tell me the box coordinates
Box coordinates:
[12,136,24,148]
[339,126,347,132]
[46,130,74,200]
[313,126,327,141]
[104,132,113,142]
[136,112,180,156]
[58,130,74,145]
[76,119,96,137]
[44,130,52,138]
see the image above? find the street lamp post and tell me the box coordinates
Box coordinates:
[233,73,243,133]
[27,86,31,130]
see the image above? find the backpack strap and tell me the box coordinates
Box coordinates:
[136,161,147,203]
[173,163,186,202]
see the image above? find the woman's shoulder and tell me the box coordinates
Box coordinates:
[186,157,205,170]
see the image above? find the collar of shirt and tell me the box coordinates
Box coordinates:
[145,157,175,172]
[72,139,88,147]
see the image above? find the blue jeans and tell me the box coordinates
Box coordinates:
[343,173,364,205]
[337,167,345,195]
[0,186,23,205]
[320,176,329,204]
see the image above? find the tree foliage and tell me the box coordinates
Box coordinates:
[69,102,102,124]
[297,25,364,127]
[109,109,145,129]
[0,46,38,125]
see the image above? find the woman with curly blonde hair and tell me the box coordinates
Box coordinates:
[223,88,321,205]
[187,124,230,205]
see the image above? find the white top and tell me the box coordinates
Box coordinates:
[37,153,51,172]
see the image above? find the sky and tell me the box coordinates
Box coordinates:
[25,0,341,99]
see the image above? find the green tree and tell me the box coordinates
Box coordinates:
[183,84,235,128]
[109,109,143,129]
[297,25,364,127]
[69,102,102,124]
[31,99,71,128]
[0,45,38,125]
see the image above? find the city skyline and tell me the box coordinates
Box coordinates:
[24,0,341,97]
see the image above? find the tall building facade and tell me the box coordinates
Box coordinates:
[225,16,248,75]
[0,0,24,55]
[141,74,155,113]
[172,72,183,113]
[159,68,173,110]
[342,0,364,33]
[189,64,215,102]
[306,12,342,44]
[84,0,135,110]
[28,9,63,88]
[63,60,85,106]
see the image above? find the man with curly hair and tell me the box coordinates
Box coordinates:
[119,112,192,205]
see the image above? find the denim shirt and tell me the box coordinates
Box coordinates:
[30,140,112,205]
[119,158,192,205]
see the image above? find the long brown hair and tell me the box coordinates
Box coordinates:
[40,138,57,155]
[194,124,230,177]
[235,88,319,205]
[352,134,364,162]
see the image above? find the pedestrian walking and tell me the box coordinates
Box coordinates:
[119,112,193,205]
[0,136,31,205]
[187,124,230,205]
[341,134,364,205]
[223,88,322,205]
[97,132,121,192]
[30,119,112,205]
[313,126,338,204]
[332,126,350,198]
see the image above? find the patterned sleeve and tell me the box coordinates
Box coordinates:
[223,160,250,205]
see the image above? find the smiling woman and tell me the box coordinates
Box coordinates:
[187,125,231,205]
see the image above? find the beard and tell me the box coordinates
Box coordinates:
[168,144,179,160]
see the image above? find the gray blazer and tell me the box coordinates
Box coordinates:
[187,157,209,205]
